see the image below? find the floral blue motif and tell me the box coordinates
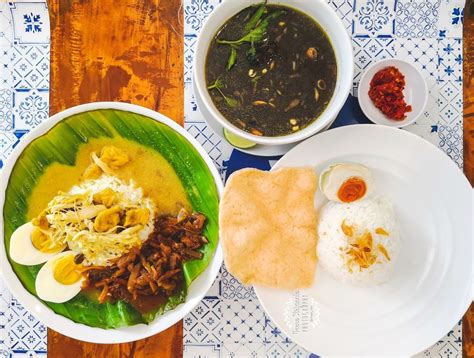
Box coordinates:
[184,0,215,32]
[23,13,42,33]
[395,0,439,38]
[18,93,48,127]
[355,0,393,37]
[444,66,454,76]
[443,43,454,55]
[183,297,221,344]
[451,7,463,25]
[270,326,281,337]
[438,38,462,83]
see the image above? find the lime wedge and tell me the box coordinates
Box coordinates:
[223,128,257,149]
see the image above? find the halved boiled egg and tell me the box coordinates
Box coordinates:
[320,163,374,203]
[35,251,84,303]
[9,223,66,265]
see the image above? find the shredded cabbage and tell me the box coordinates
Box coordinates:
[41,175,155,266]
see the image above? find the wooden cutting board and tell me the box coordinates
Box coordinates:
[47,0,183,356]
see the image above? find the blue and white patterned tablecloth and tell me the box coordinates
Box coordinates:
[0,0,466,356]
[182,0,465,357]
[0,0,49,356]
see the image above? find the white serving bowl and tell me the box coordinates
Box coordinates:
[0,102,224,344]
[193,0,353,146]
[358,58,428,128]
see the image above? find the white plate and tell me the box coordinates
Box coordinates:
[358,58,428,128]
[254,124,472,356]
[0,102,224,344]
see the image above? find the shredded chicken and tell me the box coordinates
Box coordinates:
[81,210,208,306]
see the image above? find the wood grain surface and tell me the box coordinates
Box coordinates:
[463,3,474,357]
[48,0,183,123]
[47,0,184,357]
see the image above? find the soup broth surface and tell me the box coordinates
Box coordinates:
[206,4,337,137]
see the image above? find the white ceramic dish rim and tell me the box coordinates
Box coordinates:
[254,124,472,356]
[194,78,338,156]
[358,58,429,128]
[193,0,354,146]
[192,80,300,156]
[0,102,224,344]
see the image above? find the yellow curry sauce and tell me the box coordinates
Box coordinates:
[27,137,191,220]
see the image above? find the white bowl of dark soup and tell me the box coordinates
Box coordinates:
[194,0,353,146]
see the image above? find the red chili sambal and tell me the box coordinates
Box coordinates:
[368,66,412,121]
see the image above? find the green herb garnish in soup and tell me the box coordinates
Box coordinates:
[206,3,337,137]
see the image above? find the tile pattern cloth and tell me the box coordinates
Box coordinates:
[0,0,466,356]
[0,1,49,356]
[182,0,465,357]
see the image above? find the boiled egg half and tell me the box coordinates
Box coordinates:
[9,222,66,266]
[35,251,84,303]
[320,163,374,203]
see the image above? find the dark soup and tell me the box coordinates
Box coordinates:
[205,3,337,137]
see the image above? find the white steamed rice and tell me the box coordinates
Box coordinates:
[317,196,400,286]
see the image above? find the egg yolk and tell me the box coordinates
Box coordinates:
[337,177,367,203]
[31,228,62,253]
[53,255,82,285]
